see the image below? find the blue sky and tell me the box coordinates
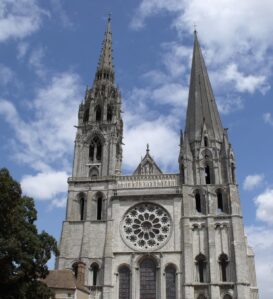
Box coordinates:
[0,0,273,297]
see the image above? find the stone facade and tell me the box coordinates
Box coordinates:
[56,17,259,299]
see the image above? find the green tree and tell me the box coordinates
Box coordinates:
[0,168,59,299]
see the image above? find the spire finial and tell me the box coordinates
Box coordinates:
[146,144,150,154]
[194,23,197,33]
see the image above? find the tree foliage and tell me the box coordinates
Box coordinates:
[0,168,59,299]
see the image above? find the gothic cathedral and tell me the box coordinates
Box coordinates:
[56,17,259,299]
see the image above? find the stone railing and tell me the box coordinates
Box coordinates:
[68,173,180,189]
[117,174,180,189]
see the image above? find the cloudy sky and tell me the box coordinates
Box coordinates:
[0,0,273,297]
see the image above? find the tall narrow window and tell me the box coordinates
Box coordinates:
[89,136,103,162]
[107,104,113,122]
[80,198,85,221]
[166,265,176,299]
[91,263,99,286]
[95,105,102,122]
[96,141,102,161]
[196,254,206,283]
[195,192,202,213]
[217,191,224,212]
[140,258,156,299]
[219,254,229,282]
[231,163,235,184]
[97,197,102,220]
[205,165,211,184]
[204,136,208,147]
[119,266,130,299]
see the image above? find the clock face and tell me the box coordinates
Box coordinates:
[120,203,172,251]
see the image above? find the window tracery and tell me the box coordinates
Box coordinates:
[121,203,172,251]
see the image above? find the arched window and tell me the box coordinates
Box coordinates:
[217,190,224,212]
[89,136,102,162]
[80,197,85,221]
[89,167,99,178]
[219,254,229,282]
[118,266,130,299]
[107,104,113,122]
[231,163,235,184]
[140,258,156,299]
[83,108,89,122]
[204,136,208,147]
[90,263,99,286]
[97,197,102,220]
[223,295,232,299]
[196,254,206,283]
[95,105,102,122]
[195,191,202,213]
[205,165,211,184]
[165,265,176,299]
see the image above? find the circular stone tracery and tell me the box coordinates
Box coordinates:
[121,203,172,251]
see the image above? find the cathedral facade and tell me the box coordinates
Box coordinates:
[56,17,259,299]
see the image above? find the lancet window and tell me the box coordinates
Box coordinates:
[219,253,229,282]
[195,253,207,283]
[107,104,113,121]
[97,196,102,220]
[118,266,130,299]
[140,258,157,299]
[90,263,99,286]
[165,264,176,299]
[80,197,85,221]
[95,105,102,122]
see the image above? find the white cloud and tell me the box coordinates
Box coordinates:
[243,174,264,191]
[263,112,273,126]
[0,0,48,42]
[21,171,68,200]
[132,0,273,98]
[254,188,273,225]
[28,46,46,78]
[0,64,14,85]
[246,226,273,299]
[17,42,29,60]
[123,117,179,172]
[223,64,269,94]
[0,72,82,171]
[217,95,244,115]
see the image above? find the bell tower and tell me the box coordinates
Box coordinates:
[73,15,123,178]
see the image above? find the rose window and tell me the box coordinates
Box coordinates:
[121,203,172,251]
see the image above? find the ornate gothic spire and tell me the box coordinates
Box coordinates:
[95,15,114,82]
[185,31,223,143]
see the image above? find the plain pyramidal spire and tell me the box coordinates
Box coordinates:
[185,31,223,143]
[95,15,115,82]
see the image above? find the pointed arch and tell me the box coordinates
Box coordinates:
[107,104,114,121]
[194,190,205,214]
[217,189,224,212]
[219,253,229,282]
[89,135,103,162]
[165,264,176,299]
[195,253,207,283]
[231,162,236,184]
[89,166,99,177]
[77,193,86,221]
[204,136,208,147]
[94,192,104,221]
[90,263,100,286]
[205,164,211,184]
[118,265,130,299]
[95,105,102,122]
